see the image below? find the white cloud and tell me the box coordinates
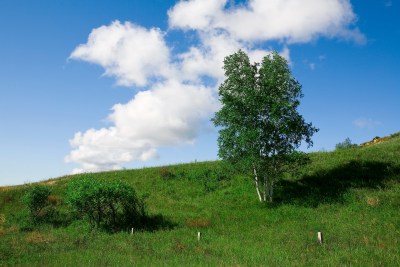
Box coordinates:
[278,46,291,62]
[168,0,226,30]
[70,21,172,87]
[178,31,242,83]
[65,80,217,173]
[67,0,364,173]
[177,30,284,84]
[168,0,365,44]
[353,118,382,129]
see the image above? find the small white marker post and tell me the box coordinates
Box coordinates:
[131,228,134,235]
[317,231,323,244]
[197,232,202,241]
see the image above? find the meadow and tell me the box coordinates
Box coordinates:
[0,134,399,266]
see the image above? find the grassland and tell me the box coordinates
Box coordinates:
[0,134,399,266]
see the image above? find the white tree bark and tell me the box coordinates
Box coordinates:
[253,165,263,202]
[263,176,269,202]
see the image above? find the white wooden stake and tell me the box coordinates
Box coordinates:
[317,231,323,244]
[131,228,134,235]
[197,232,201,241]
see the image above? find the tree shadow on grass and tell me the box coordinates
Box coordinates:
[139,213,177,232]
[94,214,177,234]
[274,160,399,207]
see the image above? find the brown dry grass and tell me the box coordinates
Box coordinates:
[26,231,54,244]
[359,133,396,147]
[7,225,19,234]
[48,195,61,206]
[41,180,57,186]
[0,186,12,192]
[367,196,380,206]
[172,241,185,252]
[185,218,211,228]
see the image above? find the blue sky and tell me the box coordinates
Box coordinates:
[0,0,399,186]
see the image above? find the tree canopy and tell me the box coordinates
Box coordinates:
[212,50,318,202]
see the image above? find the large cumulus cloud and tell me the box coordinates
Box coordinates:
[66,0,364,173]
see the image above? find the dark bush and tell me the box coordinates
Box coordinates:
[23,185,51,224]
[66,175,146,232]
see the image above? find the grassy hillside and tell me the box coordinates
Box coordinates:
[1,135,399,266]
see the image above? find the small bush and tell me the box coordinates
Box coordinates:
[1,193,14,205]
[66,175,146,232]
[17,210,35,232]
[179,162,234,192]
[159,167,175,179]
[390,132,400,138]
[23,185,51,224]
[335,137,357,150]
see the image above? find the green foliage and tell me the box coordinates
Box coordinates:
[23,185,50,224]
[65,175,146,232]
[212,50,318,202]
[335,137,357,150]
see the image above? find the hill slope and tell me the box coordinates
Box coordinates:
[0,135,399,266]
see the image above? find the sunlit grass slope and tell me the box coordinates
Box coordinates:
[0,134,399,266]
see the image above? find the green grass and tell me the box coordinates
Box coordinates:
[1,135,399,266]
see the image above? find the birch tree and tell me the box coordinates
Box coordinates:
[212,50,318,202]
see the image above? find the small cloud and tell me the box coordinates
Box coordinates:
[385,1,392,7]
[309,63,316,70]
[279,46,291,62]
[353,118,382,129]
[70,21,172,87]
[318,54,326,61]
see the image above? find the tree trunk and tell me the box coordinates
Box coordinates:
[264,177,274,203]
[253,165,263,202]
[269,180,274,202]
[263,175,268,202]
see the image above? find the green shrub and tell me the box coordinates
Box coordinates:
[335,137,357,150]
[23,185,51,224]
[159,167,175,179]
[66,175,146,232]
[179,163,233,192]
